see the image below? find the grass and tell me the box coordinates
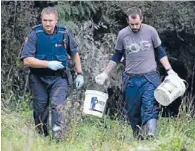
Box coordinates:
[1,106,195,151]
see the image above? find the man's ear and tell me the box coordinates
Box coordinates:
[126,17,129,24]
[55,17,58,24]
[141,17,143,22]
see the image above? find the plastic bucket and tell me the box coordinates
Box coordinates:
[154,74,187,106]
[83,90,108,117]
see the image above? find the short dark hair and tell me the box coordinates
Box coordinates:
[126,7,143,20]
[41,7,58,19]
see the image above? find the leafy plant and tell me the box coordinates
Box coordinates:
[56,1,99,34]
[1,1,38,110]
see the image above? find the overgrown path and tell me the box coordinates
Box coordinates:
[1,108,195,151]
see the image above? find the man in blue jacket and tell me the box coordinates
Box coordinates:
[21,7,84,140]
[95,7,178,139]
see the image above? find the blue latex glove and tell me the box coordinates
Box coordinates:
[48,61,64,71]
[75,74,84,89]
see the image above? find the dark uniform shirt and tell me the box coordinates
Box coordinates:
[21,26,78,61]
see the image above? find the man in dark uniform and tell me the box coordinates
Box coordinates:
[21,7,84,140]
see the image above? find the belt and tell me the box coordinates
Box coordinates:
[126,70,157,77]
[30,68,65,76]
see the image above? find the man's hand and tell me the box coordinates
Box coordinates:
[167,69,178,76]
[95,72,109,85]
[75,74,84,89]
[48,61,64,71]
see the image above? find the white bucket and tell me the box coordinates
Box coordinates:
[83,90,108,117]
[154,74,187,106]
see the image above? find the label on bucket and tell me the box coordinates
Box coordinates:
[83,90,108,117]
[161,79,178,94]
[90,97,106,113]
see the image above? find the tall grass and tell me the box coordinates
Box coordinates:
[1,103,195,151]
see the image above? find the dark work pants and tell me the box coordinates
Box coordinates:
[123,74,160,136]
[29,73,68,137]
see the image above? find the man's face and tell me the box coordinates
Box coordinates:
[42,13,58,34]
[128,14,142,33]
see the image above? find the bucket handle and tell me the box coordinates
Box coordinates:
[182,79,189,90]
[86,80,109,93]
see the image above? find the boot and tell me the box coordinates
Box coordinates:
[146,118,157,139]
[133,126,144,140]
[52,124,64,141]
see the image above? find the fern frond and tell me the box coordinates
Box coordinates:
[71,6,80,16]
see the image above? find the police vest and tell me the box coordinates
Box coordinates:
[30,24,68,75]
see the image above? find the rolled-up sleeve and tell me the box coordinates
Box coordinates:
[20,30,36,60]
[112,31,124,63]
[111,49,124,63]
[155,45,167,60]
[65,29,78,55]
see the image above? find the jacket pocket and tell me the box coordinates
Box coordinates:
[56,55,66,61]
[35,55,46,60]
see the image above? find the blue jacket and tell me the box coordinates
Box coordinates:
[28,24,72,75]
[21,24,79,76]
[33,24,68,67]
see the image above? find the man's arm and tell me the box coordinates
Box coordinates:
[154,46,177,75]
[21,31,48,68]
[72,52,82,74]
[102,30,124,76]
[154,45,171,70]
[151,27,175,74]
[103,49,124,75]
[95,49,123,85]
[159,56,172,71]
[95,31,124,85]
[160,55,178,75]
[72,52,84,89]
[23,57,48,68]
[21,31,63,71]
[23,56,64,71]
[65,29,82,73]
[65,29,84,89]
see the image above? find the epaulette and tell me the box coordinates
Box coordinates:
[57,25,67,34]
[32,24,42,30]
[32,24,43,33]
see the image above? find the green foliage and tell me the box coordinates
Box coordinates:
[1,1,38,110]
[1,109,195,151]
[2,1,195,138]
[56,1,99,34]
[15,93,32,120]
